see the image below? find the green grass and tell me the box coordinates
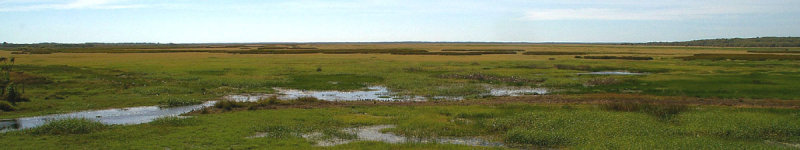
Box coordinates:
[149,116,200,127]
[1,104,797,149]
[27,118,107,135]
[3,45,800,118]
[0,44,799,148]
[679,54,800,61]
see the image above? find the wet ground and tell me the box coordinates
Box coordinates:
[0,101,216,132]
[273,125,504,147]
[2,86,546,132]
[228,86,547,102]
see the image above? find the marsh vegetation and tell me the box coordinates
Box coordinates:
[0,43,799,149]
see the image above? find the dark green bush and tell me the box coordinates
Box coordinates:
[0,101,15,111]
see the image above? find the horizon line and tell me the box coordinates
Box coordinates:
[5,37,795,45]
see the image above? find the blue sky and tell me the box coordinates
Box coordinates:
[1,0,799,43]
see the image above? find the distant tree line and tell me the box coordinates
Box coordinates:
[638,37,800,47]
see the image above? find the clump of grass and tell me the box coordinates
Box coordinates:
[212,96,323,111]
[748,50,800,53]
[602,102,688,120]
[523,51,587,55]
[295,96,321,103]
[576,56,654,60]
[228,48,427,54]
[510,64,551,69]
[247,96,286,109]
[214,100,247,110]
[158,96,203,107]
[679,110,800,141]
[0,101,16,111]
[402,67,427,72]
[391,52,484,55]
[438,73,545,85]
[442,49,524,52]
[504,129,572,148]
[149,116,200,127]
[131,86,192,95]
[552,64,669,73]
[29,118,107,135]
[678,54,800,61]
[261,96,284,105]
[254,125,302,138]
[320,127,357,140]
[584,77,622,86]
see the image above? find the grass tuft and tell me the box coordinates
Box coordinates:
[214,100,247,111]
[602,102,688,120]
[29,118,107,135]
[0,101,16,111]
[158,96,203,107]
[505,129,573,148]
[295,97,322,103]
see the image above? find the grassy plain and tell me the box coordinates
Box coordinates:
[0,43,799,149]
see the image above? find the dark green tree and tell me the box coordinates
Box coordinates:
[0,56,26,106]
[5,83,27,104]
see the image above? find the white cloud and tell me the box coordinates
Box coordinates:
[0,0,145,11]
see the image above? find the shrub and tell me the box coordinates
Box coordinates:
[4,84,29,104]
[0,101,15,111]
[29,118,107,135]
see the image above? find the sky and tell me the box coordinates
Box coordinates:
[1,0,799,43]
